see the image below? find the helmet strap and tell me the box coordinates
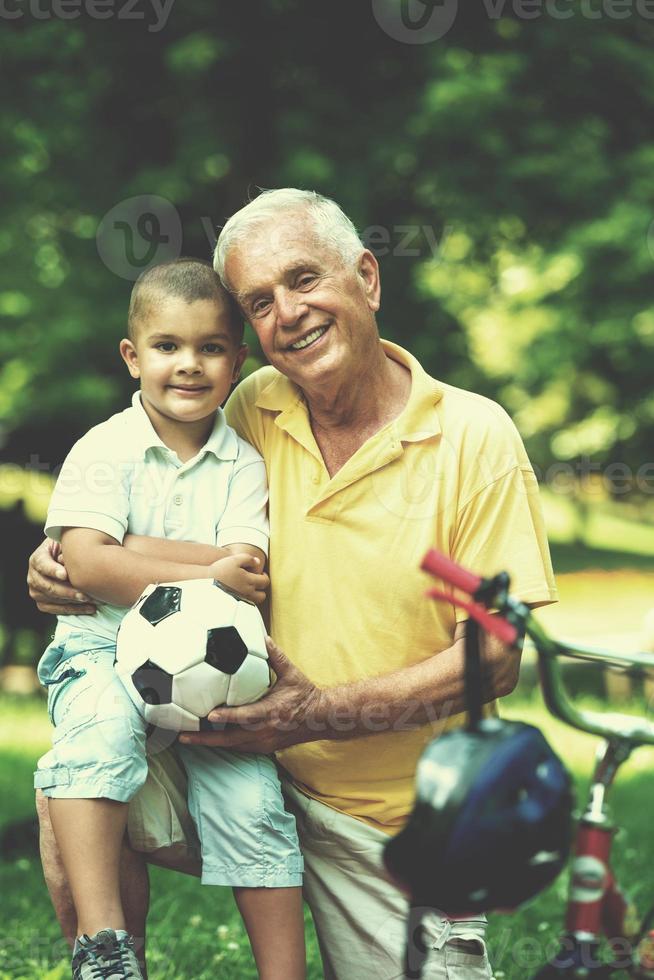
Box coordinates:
[465,617,484,731]
[403,903,429,980]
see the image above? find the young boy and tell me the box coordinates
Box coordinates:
[34,259,305,980]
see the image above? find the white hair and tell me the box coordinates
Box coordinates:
[213,188,364,285]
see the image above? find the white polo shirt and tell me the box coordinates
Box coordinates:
[45,391,269,642]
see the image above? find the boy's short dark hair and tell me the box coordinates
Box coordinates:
[128,258,244,345]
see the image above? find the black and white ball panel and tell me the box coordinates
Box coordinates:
[225,653,271,707]
[139,585,182,625]
[173,661,230,717]
[115,579,271,731]
[131,659,173,705]
[205,626,247,674]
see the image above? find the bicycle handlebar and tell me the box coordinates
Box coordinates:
[423,548,654,748]
[421,550,483,597]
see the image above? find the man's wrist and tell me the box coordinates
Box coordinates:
[271,687,335,748]
[297,682,441,742]
[299,685,364,743]
[301,686,331,742]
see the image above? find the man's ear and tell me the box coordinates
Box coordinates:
[119,338,140,379]
[358,250,381,313]
[232,344,249,384]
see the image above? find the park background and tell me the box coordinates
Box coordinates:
[1,1,653,977]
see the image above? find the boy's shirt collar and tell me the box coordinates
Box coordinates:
[130,391,238,461]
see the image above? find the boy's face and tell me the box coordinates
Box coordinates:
[120,295,247,432]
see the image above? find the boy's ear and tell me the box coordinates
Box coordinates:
[232,344,249,384]
[119,338,140,379]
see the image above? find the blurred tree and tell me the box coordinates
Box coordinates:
[1,0,653,494]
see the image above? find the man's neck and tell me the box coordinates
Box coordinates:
[305,345,410,434]
[302,347,412,477]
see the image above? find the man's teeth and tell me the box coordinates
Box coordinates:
[290,327,327,350]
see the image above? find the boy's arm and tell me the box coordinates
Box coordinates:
[63,529,269,607]
[123,535,231,566]
[122,537,267,571]
[62,528,219,607]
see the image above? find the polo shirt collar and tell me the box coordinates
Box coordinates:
[384,340,442,443]
[254,339,442,445]
[130,391,238,460]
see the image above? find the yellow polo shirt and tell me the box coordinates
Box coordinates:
[225,340,557,832]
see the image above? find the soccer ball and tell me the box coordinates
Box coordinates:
[115,579,272,732]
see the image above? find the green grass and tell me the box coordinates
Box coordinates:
[540,490,654,562]
[2,693,654,979]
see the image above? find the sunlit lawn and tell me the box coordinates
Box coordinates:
[0,694,323,980]
[1,530,653,979]
[2,680,654,979]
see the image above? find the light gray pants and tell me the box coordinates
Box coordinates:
[128,750,493,980]
[283,784,493,980]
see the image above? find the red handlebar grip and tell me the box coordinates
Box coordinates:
[421,549,483,596]
[427,589,519,645]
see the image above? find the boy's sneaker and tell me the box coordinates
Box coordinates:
[72,929,143,979]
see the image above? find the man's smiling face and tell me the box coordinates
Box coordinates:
[223,212,380,393]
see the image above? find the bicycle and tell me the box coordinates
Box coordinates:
[391,548,654,979]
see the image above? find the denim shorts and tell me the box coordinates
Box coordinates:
[35,625,303,888]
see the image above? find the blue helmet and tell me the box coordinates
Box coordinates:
[384,718,573,915]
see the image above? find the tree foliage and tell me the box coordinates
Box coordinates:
[1,1,653,488]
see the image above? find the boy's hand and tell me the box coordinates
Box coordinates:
[210,554,269,606]
[27,538,97,616]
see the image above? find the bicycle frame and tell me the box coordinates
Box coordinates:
[533,738,646,978]
[524,614,654,977]
[420,549,654,979]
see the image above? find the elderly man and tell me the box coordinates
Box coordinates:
[29,188,557,979]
